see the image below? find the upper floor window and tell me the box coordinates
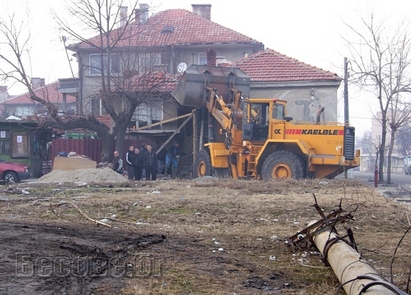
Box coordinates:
[198,53,207,65]
[91,98,102,116]
[132,100,163,128]
[139,53,161,71]
[198,52,221,65]
[89,54,120,75]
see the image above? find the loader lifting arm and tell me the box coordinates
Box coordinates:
[205,87,243,132]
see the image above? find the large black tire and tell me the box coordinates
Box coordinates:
[3,171,18,183]
[261,151,305,180]
[194,150,212,178]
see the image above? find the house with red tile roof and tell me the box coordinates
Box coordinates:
[67,3,342,125]
[1,80,77,118]
[234,49,342,123]
[67,4,263,133]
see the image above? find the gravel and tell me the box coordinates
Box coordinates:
[37,167,128,183]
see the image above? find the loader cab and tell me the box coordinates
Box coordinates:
[271,99,293,122]
[242,99,290,141]
[272,101,285,120]
[242,101,269,141]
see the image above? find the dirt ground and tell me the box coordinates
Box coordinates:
[0,169,410,295]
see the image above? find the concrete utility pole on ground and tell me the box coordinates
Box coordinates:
[313,228,405,295]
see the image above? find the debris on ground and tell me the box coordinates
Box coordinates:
[1,178,410,295]
[37,167,128,183]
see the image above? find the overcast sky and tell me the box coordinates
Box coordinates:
[2,0,411,135]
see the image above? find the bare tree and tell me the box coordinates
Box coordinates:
[0,10,112,139]
[344,13,411,183]
[397,125,411,155]
[54,0,176,159]
[387,99,411,182]
[1,1,175,161]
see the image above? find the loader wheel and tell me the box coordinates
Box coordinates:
[261,151,305,180]
[194,150,212,178]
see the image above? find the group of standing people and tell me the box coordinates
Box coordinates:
[112,141,181,181]
[124,144,158,181]
[112,143,158,180]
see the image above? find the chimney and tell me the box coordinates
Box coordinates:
[31,78,45,89]
[206,49,216,67]
[133,9,140,23]
[138,3,149,24]
[192,4,211,20]
[119,6,127,27]
[0,86,8,102]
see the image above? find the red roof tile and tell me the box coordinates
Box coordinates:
[6,81,76,105]
[234,49,341,82]
[95,115,111,127]
[73,9,262,49]
[129,71,180,92]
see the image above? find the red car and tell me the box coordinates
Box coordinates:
[0,160,30,183]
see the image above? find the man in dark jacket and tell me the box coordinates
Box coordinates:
[165,141,180,177]
[112,151,124,174]
[125,145,136,180]
[133,147,144,180]
[140,143,148,179]
[143,144,157,180]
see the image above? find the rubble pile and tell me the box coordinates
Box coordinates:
[37,167,128,183]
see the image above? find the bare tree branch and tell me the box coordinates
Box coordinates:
[344,12,411,183]
[1,1,175,162]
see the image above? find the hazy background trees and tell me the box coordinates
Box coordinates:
[344,13,411,183]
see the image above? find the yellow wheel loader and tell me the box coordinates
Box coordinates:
[173,65,360,179]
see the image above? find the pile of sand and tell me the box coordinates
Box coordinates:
[37,167,128,183]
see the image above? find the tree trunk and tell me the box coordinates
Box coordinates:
[387,147,392,184]
[379,141,385,182]
[379,113,387,182]
[114,125,128,157]
[100,132,115,163]
[386,131,396,184]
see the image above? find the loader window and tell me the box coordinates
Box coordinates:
[272,103,285,120]
[251,103,269,125]
[247,103,269,141]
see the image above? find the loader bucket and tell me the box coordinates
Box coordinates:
[173,64,250,107]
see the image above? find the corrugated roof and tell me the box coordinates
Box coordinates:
[6,81,76,105]
[72,9,263,49]
[234,49,341,82]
